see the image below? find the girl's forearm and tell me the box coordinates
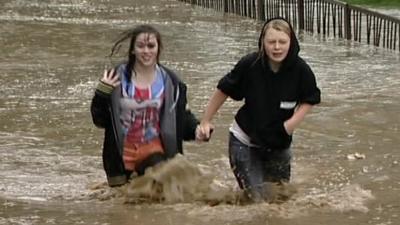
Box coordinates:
[201,89,228,123]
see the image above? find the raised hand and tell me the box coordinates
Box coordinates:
[100,68,120,87]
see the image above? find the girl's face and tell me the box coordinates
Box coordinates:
[133,33,159,68]
[263,27,290,66]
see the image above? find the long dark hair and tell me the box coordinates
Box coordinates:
[109,24,163,79]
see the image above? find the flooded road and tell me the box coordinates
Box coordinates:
[0,0,399,224]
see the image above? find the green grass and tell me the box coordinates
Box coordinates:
[341,0,400,8]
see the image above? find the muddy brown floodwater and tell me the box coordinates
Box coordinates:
[1,0,399,224]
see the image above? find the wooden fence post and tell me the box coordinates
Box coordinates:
[344,3,352,40]
[298,0,305,32]
[257,0,265,21]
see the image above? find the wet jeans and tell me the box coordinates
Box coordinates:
[228,132,292,202]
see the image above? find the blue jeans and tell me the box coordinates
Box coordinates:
[228,133,292,201]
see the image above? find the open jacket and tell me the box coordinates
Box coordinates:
[90,63,198,186]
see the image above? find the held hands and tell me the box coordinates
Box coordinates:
[195,121,214,142]
[100,68,120,87]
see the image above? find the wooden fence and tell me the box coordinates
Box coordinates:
[178,0,400,51]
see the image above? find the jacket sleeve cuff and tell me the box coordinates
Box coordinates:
[96,80,114,96]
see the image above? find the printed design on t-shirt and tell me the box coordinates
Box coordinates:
[120,66,165,144]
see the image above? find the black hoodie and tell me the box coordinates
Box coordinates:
[217,17,321,149]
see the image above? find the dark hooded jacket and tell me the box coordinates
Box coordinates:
[90,63,199,187]
[217,17,321,150]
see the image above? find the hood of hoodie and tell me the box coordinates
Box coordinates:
[257,17,300,72]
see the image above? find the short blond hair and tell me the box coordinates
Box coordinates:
[263,19,291,37]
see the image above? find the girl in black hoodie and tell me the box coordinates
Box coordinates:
[199,18,321,202]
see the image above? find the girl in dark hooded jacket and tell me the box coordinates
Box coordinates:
[198,18,321,202]
[91,25,201,187]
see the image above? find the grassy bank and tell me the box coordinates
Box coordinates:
[342,0,400,8]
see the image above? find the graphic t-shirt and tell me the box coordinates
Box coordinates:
[120,66,165,144]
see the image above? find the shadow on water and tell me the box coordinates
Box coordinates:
[0,0,399,224]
